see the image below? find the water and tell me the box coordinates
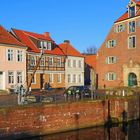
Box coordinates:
[25,120,140,140]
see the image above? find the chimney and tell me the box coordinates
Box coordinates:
[64,40,70,44]
[44,32,50,37]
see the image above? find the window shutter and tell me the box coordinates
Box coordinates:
[105,42,108,48]
[105,73,108,81]
[105,57,108,64]
[122,24,125,31]
[114,26,117,33]
[114,40,116,46]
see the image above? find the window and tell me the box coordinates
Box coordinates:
[106,56,117,64]
[129,6,135,18]
[105,72,116,81]
[7,49,13,61]
[114,24,125,33]
[17,50,23,62]
[49,74,53,83]
[128,36,136,48]
[17,71,23,84]
[8,71,14,84]
[78,60,82,68]
[57,58,61,67]
[30,56,36,66]
[106,40,116,48]
[57,74,61,83]
[73,60,76,67]
[72,74,76,83]
[48,57,53,66]
[40,57,46,66]
[129,21,135,33]
[78,74,82,83]
[39,41,44,49]
[68,74,71,83]
[68,59,71,67]
[39,41,51,50]
[48,42,51,50]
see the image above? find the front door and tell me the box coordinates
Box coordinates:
[128,73,137,87]
[40,74,44,89]
[0,72,3,89]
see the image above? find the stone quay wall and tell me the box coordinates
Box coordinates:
[0,96,139,139]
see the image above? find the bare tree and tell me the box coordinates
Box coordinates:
[83,46,97,55]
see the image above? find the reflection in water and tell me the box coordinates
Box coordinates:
[25,121,140,140]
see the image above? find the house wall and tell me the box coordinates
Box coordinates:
[27,53,65,90]
[65,56,84,88]
[0,44,26,90]
[96,15,140,88]
[28,72,65,90]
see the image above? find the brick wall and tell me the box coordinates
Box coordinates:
[0,97,139,139]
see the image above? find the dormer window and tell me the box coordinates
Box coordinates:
[39,41,52,50]
[129,6,135,18]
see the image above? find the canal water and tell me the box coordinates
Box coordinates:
[25,121,140,140]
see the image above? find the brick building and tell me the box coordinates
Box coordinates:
[97,0,140,88]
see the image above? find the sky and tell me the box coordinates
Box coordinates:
[0,0,129,52]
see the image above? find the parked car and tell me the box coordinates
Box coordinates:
[65,86,91,98]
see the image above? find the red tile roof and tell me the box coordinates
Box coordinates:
[84,54,96,70]
[0,25,26,47]
[115,1,140,23]
[12,29,65,55]
[58,41,84,57]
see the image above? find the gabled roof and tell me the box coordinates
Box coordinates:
[12,28,65,55]
[0,25,26,47]
[58,41,84,57]
[115,0,140,23]
[84,54,96,70]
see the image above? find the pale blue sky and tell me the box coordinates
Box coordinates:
[0,0,129,52]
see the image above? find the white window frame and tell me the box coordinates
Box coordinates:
[30,56,36,66]
[128,5,136,18]
[47,42,51,50]
[49,73,53,83]
[114,24,125,33]
[68,59,71,67]
[68,74,71,83]
[57,57,61,67]
[78,74,82,83]
[128,35,136,49]
[128,20,136,33]
[40,57,46,66]
[106,40,116,48]
[8,71,14,84]
[73,60,76,68]
[57,74,62,83]
[72,74,76,83]
[105,72,116,81]
[48,57,53,67]
[7,49,14,61]
[106,56,117,64]
[78,60,82,68]
[17,50,23,62]
[17,71,23,84]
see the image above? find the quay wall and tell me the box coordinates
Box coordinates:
[0,97,139,138]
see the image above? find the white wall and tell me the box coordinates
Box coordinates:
[65,56,84,88]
